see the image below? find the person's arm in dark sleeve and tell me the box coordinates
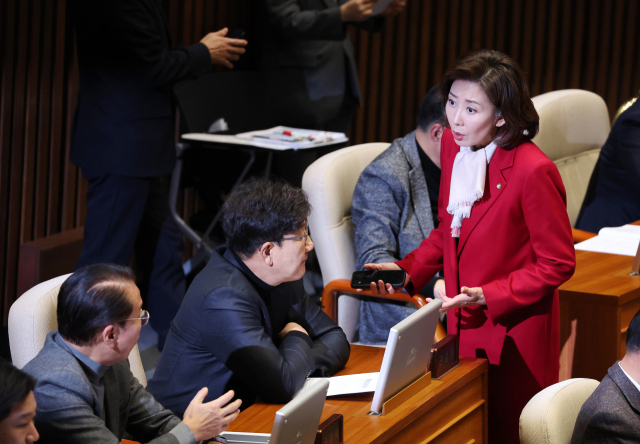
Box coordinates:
[616,117,640,196]
[112,0,211,87]
[292,291,350,377]
[263,0,346,40]
[201,288,315,404]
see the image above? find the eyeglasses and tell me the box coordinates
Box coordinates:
[281,225,310,243]
[124,309,150,327]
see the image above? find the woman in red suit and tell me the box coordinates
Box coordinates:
[367,50,576,443]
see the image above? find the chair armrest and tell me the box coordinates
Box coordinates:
[572,228,596,243]
[321,279,446,342]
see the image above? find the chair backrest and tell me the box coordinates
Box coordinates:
[174,71,276,134]
[302,142,390,341]
[8,275,147,386]
[531,90,610,226]
[519,378,599,444]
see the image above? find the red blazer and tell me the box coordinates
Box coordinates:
[397,128,576,442]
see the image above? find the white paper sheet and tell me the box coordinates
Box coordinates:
[575,225,640,256]
[598,225,640,240]
[295,373,380,398]
[296,372,380,396]
[372,0,394,15]
[235,126,347,148]
[326,372,379,396]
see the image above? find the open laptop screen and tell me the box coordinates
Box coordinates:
[370,299,442,414]
[220,378,329,444]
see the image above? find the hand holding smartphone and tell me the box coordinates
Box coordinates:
[351,269,406,290]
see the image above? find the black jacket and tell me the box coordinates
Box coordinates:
[147,247,350,414]
[576,99,640,232]
[71,0,211,177]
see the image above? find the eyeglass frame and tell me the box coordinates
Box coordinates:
[280,224,310,243]
[124,309,150,327]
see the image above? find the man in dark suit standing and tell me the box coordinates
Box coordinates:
[255,0,407,133]
[71,0,247,349]
[252,0,407,186]
[571,308,640,443]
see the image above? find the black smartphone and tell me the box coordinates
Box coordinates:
[351,270,406,290]
[228,28,245,39]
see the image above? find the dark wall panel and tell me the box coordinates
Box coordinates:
[2,0,640,323]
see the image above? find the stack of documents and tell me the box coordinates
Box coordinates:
[235,126,347,149]
[575,225,640,256]
[182,126,348,151]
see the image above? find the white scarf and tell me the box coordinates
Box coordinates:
[447,141,498,237]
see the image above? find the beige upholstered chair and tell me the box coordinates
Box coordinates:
[302,143,446,344]
[302,143,389,342]
[8,274,147,386]
[519,378,599,444]
[531,90,610,241]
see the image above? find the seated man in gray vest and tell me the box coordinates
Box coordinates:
[571,307,640,443]
[148,178,350,414]
[23,263,241,444]
[352,85,445,344]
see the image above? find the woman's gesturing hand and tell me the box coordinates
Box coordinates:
[360,262,411,296]
[429,286,486,313]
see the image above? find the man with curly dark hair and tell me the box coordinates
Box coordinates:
[148,178,350,414]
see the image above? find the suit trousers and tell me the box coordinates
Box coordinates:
[76,170,186,347]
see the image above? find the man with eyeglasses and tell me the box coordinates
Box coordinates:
[148,178,350,414]
[23,263,241,443]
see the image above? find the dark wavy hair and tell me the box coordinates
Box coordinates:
[627,308,640,353]
[222,178,311,258]
[0,361,35,422]
[440,49,539,150]
[57,263,136,346]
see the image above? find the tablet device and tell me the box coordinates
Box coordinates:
[370,299,442,414]
[220,378,329,444]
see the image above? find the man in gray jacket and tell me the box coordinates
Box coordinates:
[571,307,640,443]
[23,264,241,444]
[351,86,445,344]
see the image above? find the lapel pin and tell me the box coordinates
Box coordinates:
[497,183,502,189]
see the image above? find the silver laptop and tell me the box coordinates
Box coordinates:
[219,378,329,444]
[370,299,442,414]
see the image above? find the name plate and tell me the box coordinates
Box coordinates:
[429,334,460,379]
[315,414,343,444]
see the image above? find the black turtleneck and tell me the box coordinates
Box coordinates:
[416,137,441,228]
[228,250,304,345]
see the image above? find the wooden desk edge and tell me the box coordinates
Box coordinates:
[373,357,488,443]
[228,353,488,444]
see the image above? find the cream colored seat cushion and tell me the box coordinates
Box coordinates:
[519,378,599,444]
[531,90,610,226]
[302,142,390,342]
[8,274,147,386]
